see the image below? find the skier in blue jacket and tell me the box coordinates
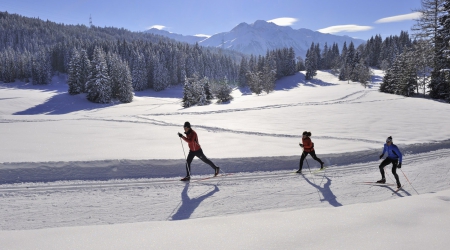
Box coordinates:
[377,136,403,188]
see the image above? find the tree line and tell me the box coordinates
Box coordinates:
[0,11,240,103]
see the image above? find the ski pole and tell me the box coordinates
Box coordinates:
[305,158,312,174]
[400,169,419,195]
[180,137,191,176]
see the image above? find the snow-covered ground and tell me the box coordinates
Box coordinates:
[1,70,449,249]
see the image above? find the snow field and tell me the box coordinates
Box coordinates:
[1,70,450,249]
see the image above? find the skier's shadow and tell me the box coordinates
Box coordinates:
[171,183,219,220]
[302,175,342,207]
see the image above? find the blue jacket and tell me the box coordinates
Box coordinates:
[382,144,402,162]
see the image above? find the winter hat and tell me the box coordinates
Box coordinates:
[386,136,393,143]
[184,121,191,128]
[302,131,312,137]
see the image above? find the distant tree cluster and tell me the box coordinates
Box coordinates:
[429,0,450,102]
[0,11,240,104]
[237,48,296,95]
[378,0,450,102]
[182,74,234,107]
[302,31,413,88]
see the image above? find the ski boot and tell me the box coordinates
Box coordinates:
[214,167,220,177]
[180,176,191,181]
[376,178,386,184]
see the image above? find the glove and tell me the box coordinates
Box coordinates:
[299,143,303,148]
[178,132,183,138]
[379,154,384,159]
[398,162,402,169]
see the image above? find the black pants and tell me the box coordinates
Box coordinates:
[185,148,217,176]
[379,158,400,184]
[299,151,323,171]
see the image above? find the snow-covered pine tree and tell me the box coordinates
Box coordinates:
[194,81,208,106]
[305,43,318,80]
[85,46,111,103]
[67,49,82,94]
[287,47,297,75]
[380,51,417,96]
[412,40,433,94]
[1,48,16,83]
[182,76,197,108]
[79,49,91,93]
[380,68,395,93]
[201,76,213,101]
[397,51,418,97]
[246,71,263,95]
[32,49,52,85]
[131,52,148,91]
[212,76,233,103]
[296,56,306,71]
[262,53,276,94]
[153,53,170,91]
[117,60,134,103]
[238,57,249,88]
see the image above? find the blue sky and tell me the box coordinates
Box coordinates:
[1,0,422,40]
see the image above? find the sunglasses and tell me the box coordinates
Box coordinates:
[386,140,392,143]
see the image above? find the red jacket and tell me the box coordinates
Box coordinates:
[182,129,201,151]
[302,137,314,152]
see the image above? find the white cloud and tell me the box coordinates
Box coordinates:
[317,25,373,34]
[267,17,298,26]
[194,34,211,38]
[148,25,166,30]
[375,12,422,23]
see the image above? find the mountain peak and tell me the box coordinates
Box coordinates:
[252,20,275,29]
[147,19,365,58]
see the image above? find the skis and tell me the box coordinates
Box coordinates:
[392,185,405,194]
[354,182,397,186]
[312,167,327,174]
[294,167,327,175]
[183,173,233,183]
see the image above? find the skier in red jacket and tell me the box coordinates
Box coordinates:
[297,131,324,174]
[178,122,219,181]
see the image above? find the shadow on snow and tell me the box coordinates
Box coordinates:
[302,174,342,207]
[13,92,117,115]
[171,183,219,220]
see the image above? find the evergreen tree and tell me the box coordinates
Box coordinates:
[296,56,306,71]
[246,71,263,95]
[238,57,249,88]
[116,60,134,103]
[79,49,91,93]
[380,51,417,96]
[32,49,52,85]
[212,76,233,103]
[182,77,196,108]
[67,49,82,94]
[412,40,433,94]
[305,43,318,80]
[131,52,148,91]
[85,47,111,103]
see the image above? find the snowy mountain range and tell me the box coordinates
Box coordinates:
[145,20,365,58]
